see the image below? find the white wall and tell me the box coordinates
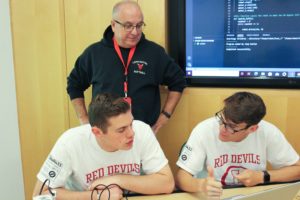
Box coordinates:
[0,0,25,199]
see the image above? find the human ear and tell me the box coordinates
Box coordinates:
[91,126,103,136]
[111,20,116,32]
[248,124,258,133]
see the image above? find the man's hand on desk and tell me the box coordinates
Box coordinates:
[234,169,264,187]
[91,186,123,200]
[88,176,124,200]
[202,166,223,199]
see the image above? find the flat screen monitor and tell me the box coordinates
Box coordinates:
[168,0,300,88]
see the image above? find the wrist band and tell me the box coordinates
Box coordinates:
[263,170,270,183]
[161,110,171,118]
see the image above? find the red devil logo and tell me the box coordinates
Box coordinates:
[138,63,144,71]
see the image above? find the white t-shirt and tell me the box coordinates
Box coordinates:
[177,117,299,186]
[37,120,168,190]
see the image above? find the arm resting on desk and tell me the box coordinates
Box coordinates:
[235,160,300,187]
[32,180,123,200]
[269,160,300,183]
[175,167,222,197]
[90,164,175,195]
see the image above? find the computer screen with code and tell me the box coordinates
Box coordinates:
[168,0,300,88]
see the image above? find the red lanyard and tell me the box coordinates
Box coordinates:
[113,37,136,98]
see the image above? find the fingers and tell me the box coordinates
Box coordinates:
[151,124,159,134]
[99,186,123,200]
[207,166,214,179]
[109,187,123,200]
[206,188,223,199]
[152,114,169,134]
[234,170,262,187]
[207,178,223,194]
[234,170,249,186]
[205,166,223,199]
[234,168,251,183]
[206,183,223,199]
[234,173,242,181]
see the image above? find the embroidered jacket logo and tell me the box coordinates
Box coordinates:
[132,60,147,75]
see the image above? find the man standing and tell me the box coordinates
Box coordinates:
[67,0,186,133]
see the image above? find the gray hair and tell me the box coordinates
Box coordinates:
[112,0,142,19]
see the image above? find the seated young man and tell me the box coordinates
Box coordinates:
[33,93,174,200]
[176,91,300,198]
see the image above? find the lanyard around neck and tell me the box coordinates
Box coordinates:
[113,37,136,98]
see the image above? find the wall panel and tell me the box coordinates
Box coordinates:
[10,0,68,199]
[138,0,166,47]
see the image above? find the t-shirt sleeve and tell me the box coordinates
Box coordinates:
[36,134,72,188]
[176,123,207,176]
[137,122,168,174]
[266,123,299,169]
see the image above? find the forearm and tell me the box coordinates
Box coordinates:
[269,162,300,182]
[161,91,182,114]
[35,186,117,200]
[176,167,223,199]
[71,98,89,124]
[52,188,92,200]
[236,161,300,186]
[117,172,174,194]
[33,181,92,200]
[175,169,204,193]
[91,165,174,195]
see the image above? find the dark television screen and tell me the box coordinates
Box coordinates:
[168,0,300,88]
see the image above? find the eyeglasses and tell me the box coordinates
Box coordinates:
[114,20,146,32]
[215,110,250,134]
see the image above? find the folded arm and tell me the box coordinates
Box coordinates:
[90,164,175,195]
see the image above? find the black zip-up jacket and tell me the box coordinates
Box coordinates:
[67,26,186,126]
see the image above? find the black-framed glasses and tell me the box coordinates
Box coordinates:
[215,110,250,134]
[114,20,146,32]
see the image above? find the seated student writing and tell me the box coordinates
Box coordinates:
[33,93,174,200]
[176,91,300,199]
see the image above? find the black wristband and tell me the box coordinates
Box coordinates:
[161,110,171,118]
[263,170,270,183]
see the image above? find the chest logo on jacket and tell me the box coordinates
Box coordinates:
[132,60,148,75]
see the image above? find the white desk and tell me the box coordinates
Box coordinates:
[124,184,300,199]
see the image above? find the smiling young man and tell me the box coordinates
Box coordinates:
[175,91,300,199]
[33,93,174,200]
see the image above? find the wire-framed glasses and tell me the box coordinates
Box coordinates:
[114,20,146,32]
[215,110,250,134]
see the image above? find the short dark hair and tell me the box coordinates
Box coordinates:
[223,91,266,126]
[88,93,130,132]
